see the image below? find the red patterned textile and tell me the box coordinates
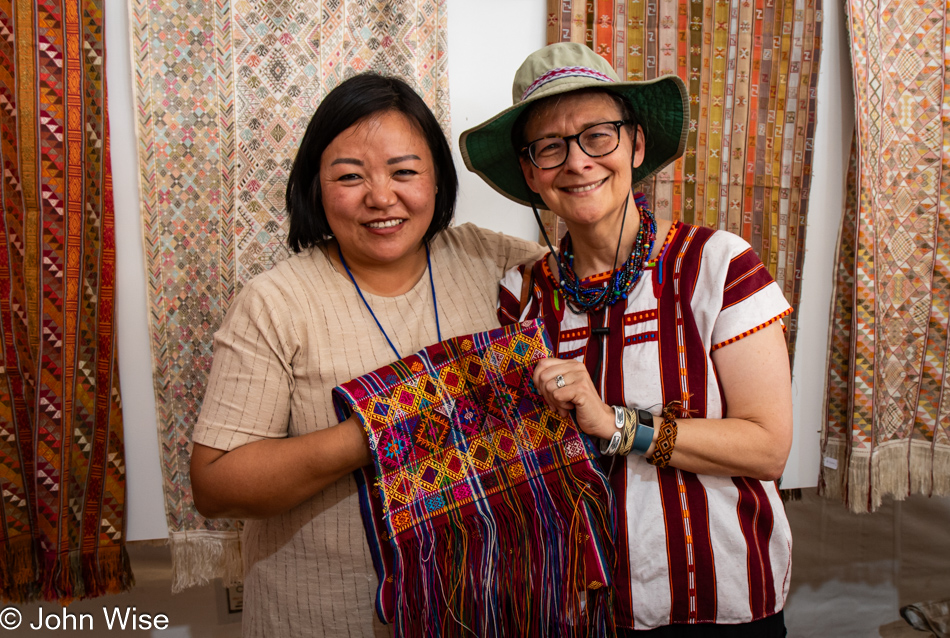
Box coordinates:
[0,0,131,602]
[333,320,616,637]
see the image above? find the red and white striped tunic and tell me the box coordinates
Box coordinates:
[498,221,793,630]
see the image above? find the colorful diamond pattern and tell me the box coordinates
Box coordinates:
[335,321,597,535]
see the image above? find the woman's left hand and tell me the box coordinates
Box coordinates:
[532,357,615,440]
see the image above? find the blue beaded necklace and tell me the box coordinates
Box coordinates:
[338,245,442,360]
[555,194,656,313]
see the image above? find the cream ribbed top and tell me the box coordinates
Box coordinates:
[193,223,542,637]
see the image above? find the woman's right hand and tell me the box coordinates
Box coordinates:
[531,357,616,441]
[190,415,372,520]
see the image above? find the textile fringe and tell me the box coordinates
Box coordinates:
[0,542,133,604]
[0,534,38,602]
[819,439,950,513]
[169,530,243,593]
[779,488,802,503]
[81,545,135,599]
[388,476,615,638]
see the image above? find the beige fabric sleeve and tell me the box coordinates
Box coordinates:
[193,277,296,451]
[453,222,545,273]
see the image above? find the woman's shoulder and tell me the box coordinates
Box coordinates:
[232,249,335,308]
[433,223,545,270]
[669,222,758,264]
[436,222,534,249]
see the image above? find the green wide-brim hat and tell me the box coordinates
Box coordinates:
[460,42,690,209]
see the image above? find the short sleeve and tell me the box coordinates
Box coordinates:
[708,236,792,350]
[193,277,296,451]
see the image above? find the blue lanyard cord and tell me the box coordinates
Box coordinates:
[337,244,441,360]
[426,247,442,344]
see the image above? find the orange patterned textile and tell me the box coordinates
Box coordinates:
[819,0,950,512]
[0,0,132,602]
[543,0,823,362]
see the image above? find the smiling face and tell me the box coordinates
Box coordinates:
[319,110,437,271]
[519,91,644,233]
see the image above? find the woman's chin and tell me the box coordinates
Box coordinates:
[345,237,426,268]
[556,206,616,230]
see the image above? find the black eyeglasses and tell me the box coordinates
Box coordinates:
[522,120,628,170]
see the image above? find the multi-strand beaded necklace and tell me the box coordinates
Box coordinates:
[554,194,657,314]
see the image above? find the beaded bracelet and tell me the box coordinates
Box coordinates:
[647,402,681,468]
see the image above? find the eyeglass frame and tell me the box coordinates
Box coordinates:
[520,120,630,170]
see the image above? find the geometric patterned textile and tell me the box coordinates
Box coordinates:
[131,0,450,590]
[0,0,132,602]
[333,320,616,637]
[819,0,950,512]
[541,0,823,364]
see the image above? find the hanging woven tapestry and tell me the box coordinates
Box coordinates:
[0,0,132,602]
[333,320,616,638]
[131,0,450,590]
[819,0,950,512]
[542,0,823,363]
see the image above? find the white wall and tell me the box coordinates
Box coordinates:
[783,0,854,489]
[106,0,167,541]
[449,0,548,239]
[108,0,852,540]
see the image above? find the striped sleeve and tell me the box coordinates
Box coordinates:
[721,248,776,310]
[193,274,295,451]
[708,233,792,350]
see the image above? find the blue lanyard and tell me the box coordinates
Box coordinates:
[338,244,442,360]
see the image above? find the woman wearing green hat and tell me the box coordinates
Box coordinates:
[462,43,793,636]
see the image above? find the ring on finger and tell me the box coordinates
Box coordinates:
[555,374,566,389]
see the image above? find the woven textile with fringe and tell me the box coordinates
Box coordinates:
[333,320,616,638]
[131,0,449,590]
[819,0,950,512]
[542,0,822,365]
[0,0,132,602]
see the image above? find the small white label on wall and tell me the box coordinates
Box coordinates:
[226,583,244,614]
[822,457,838,470]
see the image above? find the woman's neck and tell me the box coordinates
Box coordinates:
[565,194,642,279]
[326,241,429,297]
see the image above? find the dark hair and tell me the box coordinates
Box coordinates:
[510,89,641,153]
[285,73,458,253]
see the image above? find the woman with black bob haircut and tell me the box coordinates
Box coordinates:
[189,72,542,638]
[285,73,458,252]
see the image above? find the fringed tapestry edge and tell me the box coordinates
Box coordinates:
[0,540,133,604]
[0,534,37,603]
[819,439,950,513]
[169,530,242,593]
[779,488,802,503]
[75,544,136,602]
